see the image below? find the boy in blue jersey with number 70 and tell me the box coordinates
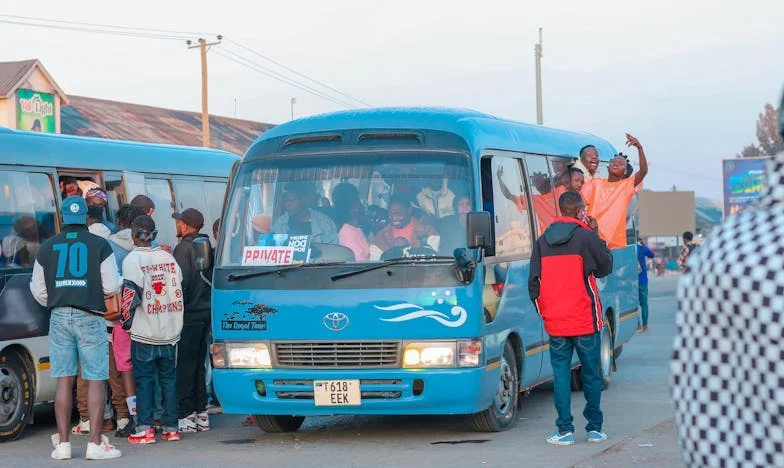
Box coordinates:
[30,196,123,461]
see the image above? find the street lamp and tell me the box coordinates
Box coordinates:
[290,97,297,121]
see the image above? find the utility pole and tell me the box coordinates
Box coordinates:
[534,27,543,125]
[187,35,222,147]
[290,97,297,121]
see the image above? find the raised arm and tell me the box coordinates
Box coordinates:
[626,133,648,187]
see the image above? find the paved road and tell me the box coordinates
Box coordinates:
[3,276,683,467]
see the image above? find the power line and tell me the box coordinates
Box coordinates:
[225,38,371,107]
[0,14,213,38]
[216,47,357,107]
[213,48,357,108]
[0,18,186,40]
[0,14,371,108]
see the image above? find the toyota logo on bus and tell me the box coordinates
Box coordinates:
[323,312,349,331]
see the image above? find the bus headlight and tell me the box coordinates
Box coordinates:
[402,342,456,368]
[212,342,272,369]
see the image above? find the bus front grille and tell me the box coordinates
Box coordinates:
[272,341,401,368]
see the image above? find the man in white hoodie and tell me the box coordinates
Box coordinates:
[122,215,184,444]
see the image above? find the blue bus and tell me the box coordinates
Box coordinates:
[0,127,239,441]
[208,108,639,433]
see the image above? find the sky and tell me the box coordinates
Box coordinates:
[1,0,783,200]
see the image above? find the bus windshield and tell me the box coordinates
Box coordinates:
[220,151,473,266]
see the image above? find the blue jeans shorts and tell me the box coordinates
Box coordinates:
[49,307,109,381]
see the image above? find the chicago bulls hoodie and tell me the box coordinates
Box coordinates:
[122,246,184,345]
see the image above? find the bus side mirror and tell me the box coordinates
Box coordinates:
[193,237,212,271]
[466,212,493,250]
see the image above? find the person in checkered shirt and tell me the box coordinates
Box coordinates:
[671,90,784,467]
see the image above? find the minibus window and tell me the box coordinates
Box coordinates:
[0,171,56,268]
[145,178,177,248]
[487,157,532,259]
[219,151,472,267]
[523,155,556,235]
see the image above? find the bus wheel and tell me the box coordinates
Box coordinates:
[0,349,34,442]
[253,415,305,433]
[470,341,519,432]
[600,326,613,390]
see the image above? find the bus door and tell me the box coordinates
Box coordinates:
[481,154,544,386]
[521,155,558,378]
[0,168,58,342]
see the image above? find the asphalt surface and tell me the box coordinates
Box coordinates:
[2,275,684,467]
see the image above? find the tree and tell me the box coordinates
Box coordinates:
[756,103,783,155]
[739,144,763,158]
[735,103,783,157]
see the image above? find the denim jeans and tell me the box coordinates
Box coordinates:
[131,341,178,432]
[549,333,603,434]
[639,285,649,326]
[49,307,108,381]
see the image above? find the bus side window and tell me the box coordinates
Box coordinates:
[523,155,556,235]
[104,173,124,223]
[145,178,177,248]
[0,171,57,268]
[485,156,533,259]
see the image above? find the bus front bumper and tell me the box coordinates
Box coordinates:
[213,366,498,416]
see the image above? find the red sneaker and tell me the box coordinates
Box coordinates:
[161,431,181,441]
[128,427,156,444]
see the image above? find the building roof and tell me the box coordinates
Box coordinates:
[61,95,274,156]
[0,59,68,102]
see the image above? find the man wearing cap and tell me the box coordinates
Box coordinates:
[171,208,214,433]
[29,196,122,460]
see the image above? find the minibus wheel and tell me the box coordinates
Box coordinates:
[470,341,519,432]
[600,325,613,390]
[253,415,305,433]
[0,349,34,442]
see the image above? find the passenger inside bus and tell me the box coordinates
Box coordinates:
[1,216,40,267]
[332,182,370,261]
[374,193,438,254]
[438,193,471,255]
[415,178,455,219]
[269,185,338,244]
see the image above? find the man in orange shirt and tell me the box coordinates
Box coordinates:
[580,134,648,249]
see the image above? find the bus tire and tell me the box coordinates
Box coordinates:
[600,325,613,390]
[253,415,305,433]
[0,349,34,442]
[470,341,519,432]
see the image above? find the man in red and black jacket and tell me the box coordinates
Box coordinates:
[529,190,613,446]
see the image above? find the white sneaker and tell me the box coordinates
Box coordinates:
[196,411,210,432]
[51,434,72,460]
[178,413,198,433]
[71,419,90,435]
[85,434,122,460]
[116,418,130,431]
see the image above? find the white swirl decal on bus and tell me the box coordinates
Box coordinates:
[375,303,467,328]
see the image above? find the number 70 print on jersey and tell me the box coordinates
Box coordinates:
[52,241,88,288]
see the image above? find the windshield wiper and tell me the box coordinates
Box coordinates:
[227,261,346,282]
[330,256,455,281]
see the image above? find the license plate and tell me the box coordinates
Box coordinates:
[313,379,361,406]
